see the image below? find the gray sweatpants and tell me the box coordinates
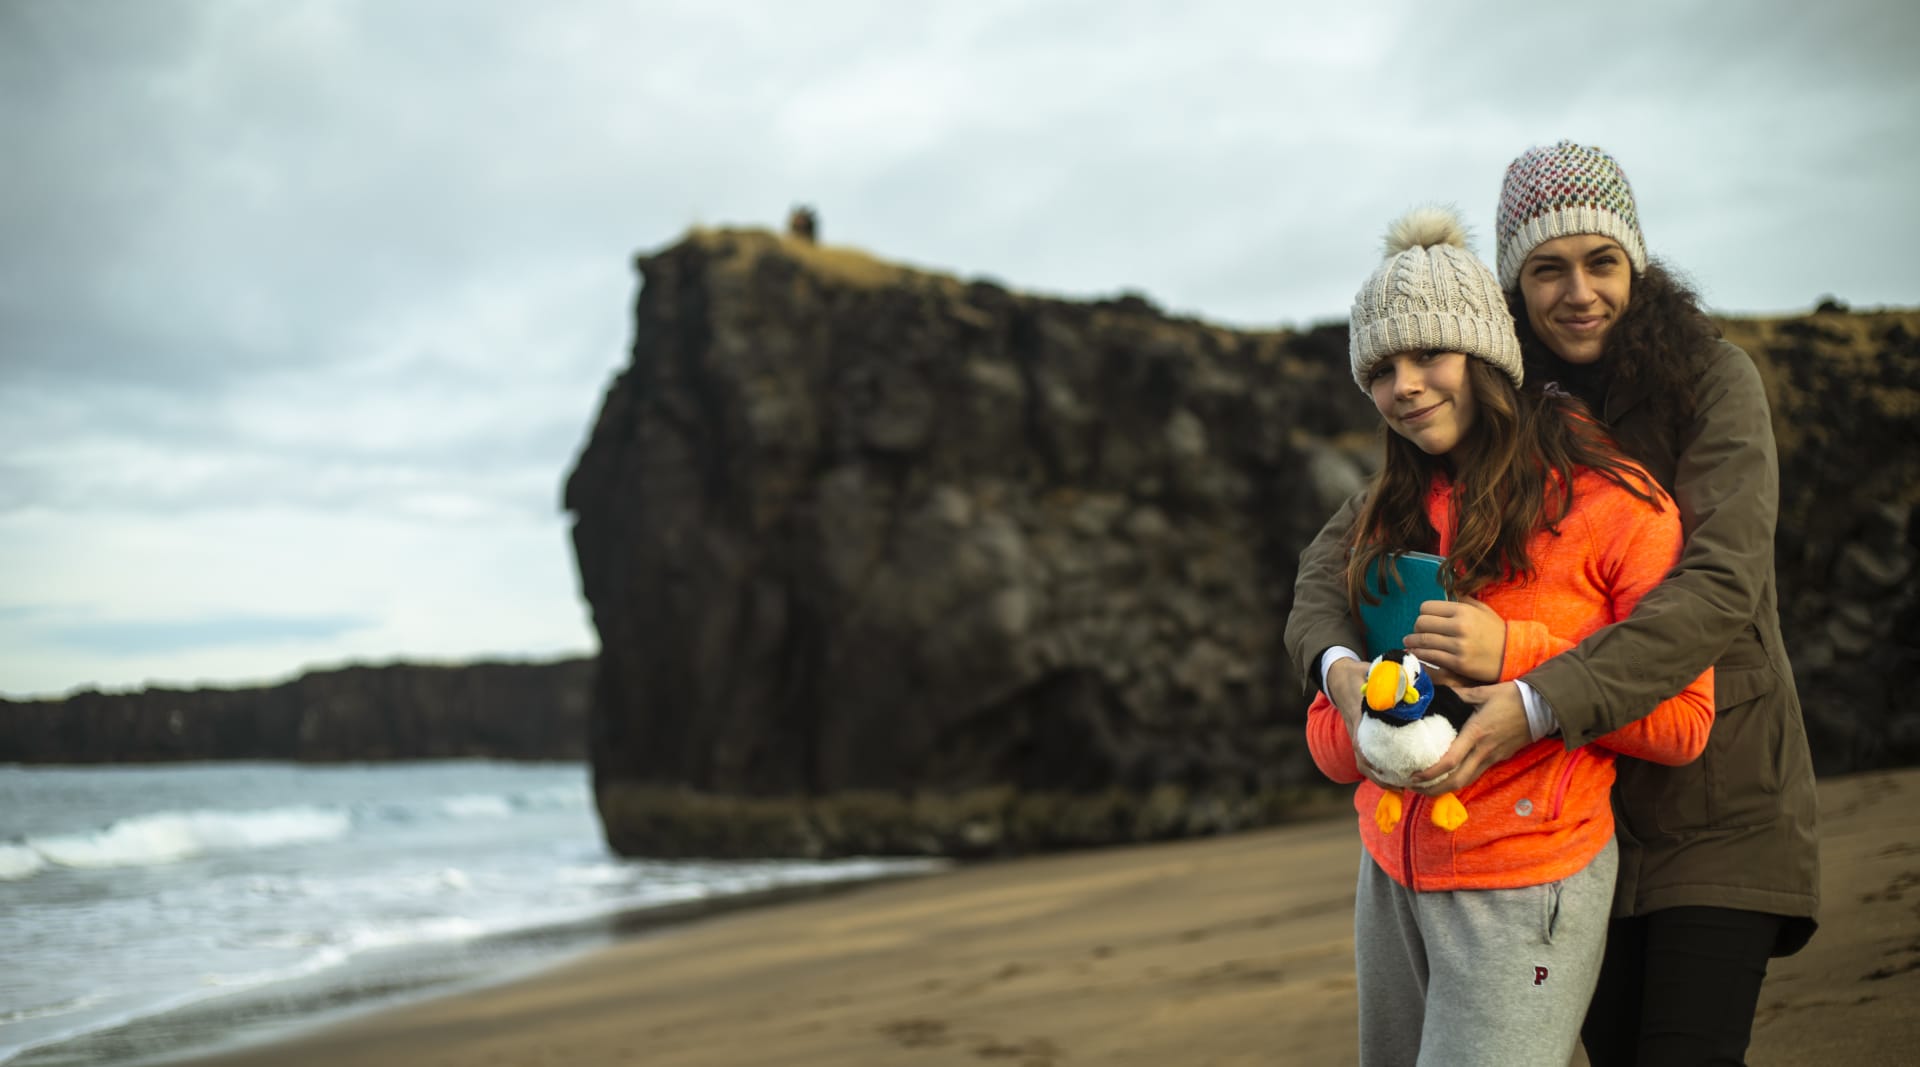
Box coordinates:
[1353,837,1617,1066]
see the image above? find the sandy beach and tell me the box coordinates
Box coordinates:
[164,769,1920,1067]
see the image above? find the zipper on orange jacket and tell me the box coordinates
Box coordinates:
[1549,748,1591,821]
[1401,794,1422,887]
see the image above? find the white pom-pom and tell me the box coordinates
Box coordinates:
[1383,206,1469,258]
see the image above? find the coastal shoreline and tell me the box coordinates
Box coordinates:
[132,770,1920,1066]
[11,873,940,1067]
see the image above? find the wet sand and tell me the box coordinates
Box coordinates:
[164,769,1920,1066]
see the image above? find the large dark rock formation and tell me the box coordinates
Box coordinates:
[569,228,1920,859]
[567,229,1399,859]
[1722,313,1920,773]
[0,658,592,763]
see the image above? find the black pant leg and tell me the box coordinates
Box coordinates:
[1634,906,1783,1067]
[1582,915,1648,1067]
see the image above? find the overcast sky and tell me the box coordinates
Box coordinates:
[3,0,1916,699]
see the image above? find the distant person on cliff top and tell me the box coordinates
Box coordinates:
[1302,204,1713,1065]
[1286,140,1820,1065]
[787,204,818,243]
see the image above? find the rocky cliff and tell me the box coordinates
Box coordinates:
[1721,312,1920,772]
[568,228,1920,859]
[0,658,593,763]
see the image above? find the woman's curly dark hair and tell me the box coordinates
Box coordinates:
[1507,259,1720,476]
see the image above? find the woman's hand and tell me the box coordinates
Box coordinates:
[1327,657,1392,788]
[1404,597,1505,684]
[1408,681,1534,795]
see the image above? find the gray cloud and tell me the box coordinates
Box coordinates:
[2,0,1916,695]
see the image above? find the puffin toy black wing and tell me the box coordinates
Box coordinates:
[1353,649,1473,833]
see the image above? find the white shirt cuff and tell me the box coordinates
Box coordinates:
[1319,646,1362,694]
[1516,680,1561,741]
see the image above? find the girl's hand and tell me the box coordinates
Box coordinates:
[1404,597,1505,683]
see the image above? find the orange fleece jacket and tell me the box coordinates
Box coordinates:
[1306,466,1714,891]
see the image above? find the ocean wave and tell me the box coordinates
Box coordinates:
[0,843,48,881]
[440,794,515,819]
[0,992,105,1026]
[515,783,589,810]
[555,863,632,887]
[340,914,491,953]
[197,944,351,988]
[359,784,588,826]
[21,806,352,872]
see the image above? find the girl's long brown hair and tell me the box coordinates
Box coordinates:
[1345,358,1662,616]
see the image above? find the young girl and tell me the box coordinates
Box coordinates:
[1303,206,1714,1065]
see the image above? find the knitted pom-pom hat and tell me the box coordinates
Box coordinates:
[1495,140,1648,290]
[1349,206,1522,392]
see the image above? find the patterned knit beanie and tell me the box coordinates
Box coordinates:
[1495,139,1648,290]
[1349,206,1522,392]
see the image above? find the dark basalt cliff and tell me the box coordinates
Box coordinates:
[567,229,1920,859]
[1721,313,1920,771]
[0,658,592,763]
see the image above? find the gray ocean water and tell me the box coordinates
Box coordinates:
[0,761,940,1065]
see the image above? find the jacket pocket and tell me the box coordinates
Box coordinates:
[1618,674,1784,837]
[1714,659,1776,709]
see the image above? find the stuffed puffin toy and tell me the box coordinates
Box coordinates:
[1355,649,1474,833]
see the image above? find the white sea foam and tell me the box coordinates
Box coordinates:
[0,992,106,1027]
[341,914,490,953]
[0,842,48,881]
[25,806,352,871]
[0,761,946,1067]
[555,863,631,886]
[197,944,351,989]
[440,793,514,819]
[376,867,478,898]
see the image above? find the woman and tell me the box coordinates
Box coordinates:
[1304,204,1713,1066]
[1285,141,1819,1065]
